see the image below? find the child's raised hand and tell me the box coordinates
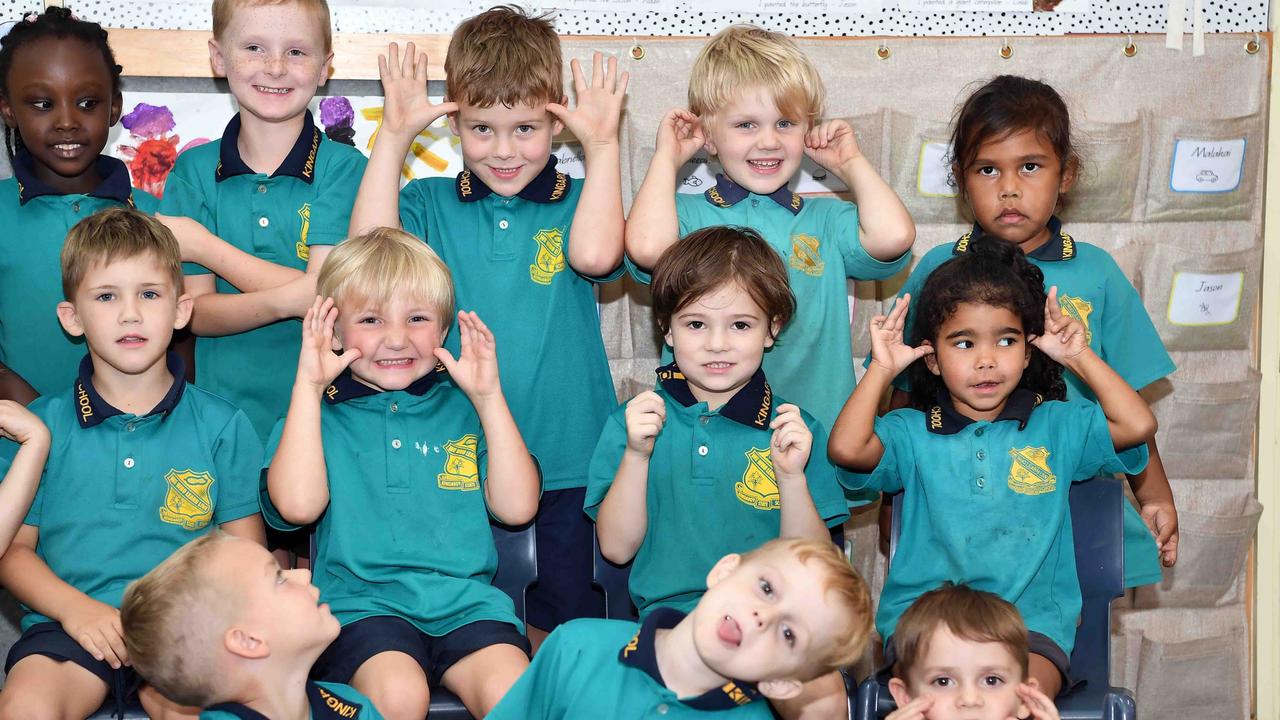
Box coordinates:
[155,214,216,265]
[62,597,129,670]
[804,119,864,174]
[868,294,933,376]
[769,403,812,479]
[885,695,934,720]
[1031,286,1088,364]
[546,52,629,149]
[623,391,666,457]
[1141,499,1180,567]
[377,42,458,137]
[1011,682,1061,720]
[654,108,705,167]
[434,311,502,405]
[0,400,48,447]
[297,296,360,393]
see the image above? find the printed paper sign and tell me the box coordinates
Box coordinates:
[546,0,675,10]
[677,153,718,195]
[899,0,1031,10]
[1167,271,1244,326]
[552,143,586,179]
[917,140,958,197]
[794,156,849,194]
[1170,138,1246,193]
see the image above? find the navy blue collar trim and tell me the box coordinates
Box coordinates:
[203,680,368,719]
[12,151,136,206]
[75,353,186,429]
[323,362,448,404]
[656,362,773,430]
[703,174,803,215]
[216,111,321,184]
[455,155,570,204]
[925,388,1042,435]
[619,607,762,710]
[953,215,1074,262]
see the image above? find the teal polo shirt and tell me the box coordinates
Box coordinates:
[201,681,383,719]
[585,364,849,618]
[844,390,1148,656]
[882,216,1173,587]
[159,111,368,441]
[8,354,262,631]
[630,174,910,431]
[398,157,619,492]
[0,151,157,397]
[488,609,774,720]
[261,365,523,636]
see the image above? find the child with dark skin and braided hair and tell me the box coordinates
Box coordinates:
[828,237,1156,698]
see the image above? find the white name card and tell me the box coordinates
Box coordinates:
[899,0,1030,10]
[552,143,586,179]
[676,153,717,195]
[1167,271,1244,326]
[1170,138,1246,193]
[917,141,958,197]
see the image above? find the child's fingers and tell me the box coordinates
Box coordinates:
[384,42,400,78]
[616,69,630,96]
[432,347,458,375]
[415,50,429,83]
[569,57,586,92]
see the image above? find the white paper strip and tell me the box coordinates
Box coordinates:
[1166,0,1186,50]
[899,0,1030,10]
[1192,0,1206,56]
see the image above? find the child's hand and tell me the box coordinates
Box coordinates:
[654,108,705,167]
[377,42,458,138]
[546,52,629,149]
[297,296,361,393]
[1141,499,1180,566]
[155,214,215,265]
[435,312,502,405]
[62,597,128,669]
[804,119,864,174]
[868,294,933,377]
[624,391,666,457]
[885,695,934,720]
[0,400,49,447]
[1031,287,1088,364]
[1012,682,1061,720]
[769,403,811,480]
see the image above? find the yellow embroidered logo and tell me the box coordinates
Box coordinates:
[736,448,780,510]
[1060,231,1075,260]
[788,234,825,277]
[325,385,338,401]
[722,682,751,705]
[296,203,311,261]
[754,382,772,428]
[549,172,568,202]
[1058,294,1093,343]
[928,406,943,430]
[438,434,480,491]
[622,633,640,657]
[529,228,565,285]
[708,187,729,207]
[76,383,94,423]
[159,469,215,530]
[302,128,320,181]
[955,231,973,253]
[316,687,359,718]
[789,193,802,211]
[1007,447,1056,496]
[459,170,473,197]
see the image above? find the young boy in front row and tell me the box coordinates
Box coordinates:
[122,532,384,719]
[262,228,540,720]
[0,208,266,720]
[487,537,873,719]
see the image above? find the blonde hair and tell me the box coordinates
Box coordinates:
[317,227,454,321]
[743,537,872,678]
[121,532,236,707]
[445,5,563,108]
[61,207,184,299]
[892,584,1030,683]
[212,0,333,54]
[688,25,824,127]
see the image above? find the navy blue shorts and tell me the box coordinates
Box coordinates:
[882,630,1071,691]
[5,621,140,707]
[525,487,604,630]
[311,615,530,687]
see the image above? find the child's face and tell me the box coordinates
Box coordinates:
[449,99,562,198]
[57,254,191,378]
[703,87,807,195]
[216,537,340,656]
[209,2,332,127]
[335,295,447,392]
[0,36,121,194]
[888,626,1030,720]
[664,281,777,411]
[958,129,1074,254]
[923,302,1029,422]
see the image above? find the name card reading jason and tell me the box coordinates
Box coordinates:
[1170,138,1247,193]
[1167,271,1244,326]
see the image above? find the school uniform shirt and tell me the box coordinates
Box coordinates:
[0,152,157,397]
[584,364,850,618]
[845,390,1148,656]
[487,609,773,720]
[8,353,261,631]
[201,681,383,719]
[882,216,1174,587]
[628,175,910,433]
[159,111,368,441]
[398,157,619,492]
[261,366,523,637]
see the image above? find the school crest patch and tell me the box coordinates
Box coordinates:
[1058,295,1093,343]
[159,468,215,530]
[529,228,565,285]
[438,434,480,491]
[788,234,825,277]
[1007,447,1056,496]
[736,447,780,510]
[296,203,312,261]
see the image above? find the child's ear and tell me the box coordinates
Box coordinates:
[0,94,14,129]
[224,627,269,660]
[922,340,940,375]
[550,96,567,137]
[317,52,335,88]
[757,678,803,700]
[764,319,780,348]
[109,90,123,127]
[1014,677,1039,717]
[174,292,194,331]
[447,105,461,138]
[1059,155,1079,194]
[887,677,914,708]
[704,553,741,588]
[208,39,228,78]
[663,327,674,350]
[56,301,84,338]
[702,117,718,156]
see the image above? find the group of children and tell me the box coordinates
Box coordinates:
[0,2,1181,719]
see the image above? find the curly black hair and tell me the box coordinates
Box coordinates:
[0,7,123,161]
[906,235,1066,410]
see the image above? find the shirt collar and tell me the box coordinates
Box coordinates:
[74,353,186,429]
[953,215,1074,262]
[323,362,448,405]
[702,174,803,215]
[455,156,571,204]
[216,110,321,184]
[924,388,1043,435]
[203,680,369,719]
[11,150,136,206]
[619,607,763,710]
[656,362,774,430]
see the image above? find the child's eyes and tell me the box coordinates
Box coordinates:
[781,625,796,647]
[408,315,432,323]
[245,44,264,53]
[516,125,535,134]
[141,290,160,300]
[982,674,1005,687]
[953,339,973,349]
[976,165,998,177]
[1021,162,1041,173]
[77,98,100,111]
[777,119,798,129]
[685,320,705,330]
[997,337,1018,347]
[30,99,51,111]
[472,124,492,135]
[95,292,115,302]
[735,121,756,130]
[758,577,773,596]
[731,321,752,331]
[288,48,307,57]
[929,676,954,688]
[356,317,381,325]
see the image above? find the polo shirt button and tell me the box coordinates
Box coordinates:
[976,476,986,488]
[974,428,985,437]
[71,202,81,213]
[391,438,402,449]
[700,416,710,425]
[976,450,985,460]
[750,199,759,207]
[390,402,398,413]
[258,216,270,228]
[126,422,136,432]
[257,183,267,193]
[499,219,510,230]
[123,457,135,469]
[698,445,708,456]
[657,704,668,715]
